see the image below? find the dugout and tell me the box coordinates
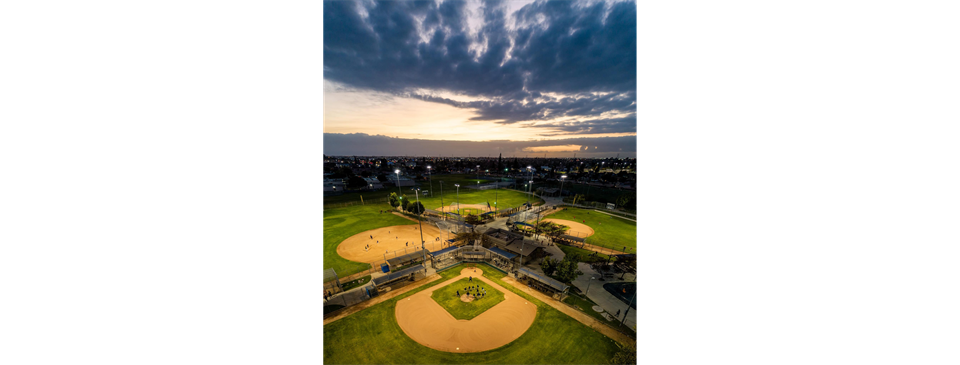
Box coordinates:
[372,264,426,291]
[556,234,586,246]
[487,246,517,271]
[430,245,461,270]
[323,268,342,296]
[386,250,428,271]
[516,267,569,301]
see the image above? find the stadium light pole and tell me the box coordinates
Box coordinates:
[454,184,460,215]
[439,181,444,221]
[395,169,402,200]
[427,166,433,197]
[559,175,567,199]
[415,188,426,264]
[526,166,532,206]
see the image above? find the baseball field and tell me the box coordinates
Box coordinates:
[543,207,637,253]
[323,188,542,277]
[323,263,622,364]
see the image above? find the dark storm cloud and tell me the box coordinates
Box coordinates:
[323,133,636,158]
[323,0,637,134]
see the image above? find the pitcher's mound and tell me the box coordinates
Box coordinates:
[459,294,475,303]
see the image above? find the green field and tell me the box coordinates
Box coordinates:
[546,208,637,253]
[324,174,542,211]
[323,203,416,277]
[430,278,505,320]
[419,187,537,212]
[323,263,621,364]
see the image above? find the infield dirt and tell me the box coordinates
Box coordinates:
[395,267,537,353]
[337,224,446,264]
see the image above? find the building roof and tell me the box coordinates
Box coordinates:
[431,246,459,256]
[386,250,427,267]
[502,240,543,256]
[373,265,425,286]
[517,267,569,292]
[488,247,517,259]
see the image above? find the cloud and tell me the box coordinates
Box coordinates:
[323,133,636,158]
[323,0,637,130]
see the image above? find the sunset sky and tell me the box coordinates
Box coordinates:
[323,0,637,157]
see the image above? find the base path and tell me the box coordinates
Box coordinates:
[541,218,595,237]
[395,268,537,353]
[337,224,444,264]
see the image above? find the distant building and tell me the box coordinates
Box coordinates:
[362,177,383,190]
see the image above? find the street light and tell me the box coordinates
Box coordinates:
[586,276,596,295]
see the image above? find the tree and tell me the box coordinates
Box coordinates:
[407,201,425,215]
[360,171,372,178]
[541,257,559,276]
[388,192,401,209]
[609,342,636,365]
[617,193,637,210]
[376,173,387,182]
[453,230,486,246]
[554,256,583,283]
[346,175,367,189]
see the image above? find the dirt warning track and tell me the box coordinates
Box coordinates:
[395,268,537,353]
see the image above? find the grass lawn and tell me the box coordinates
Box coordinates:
[558,244,618,264]
[323,203,416,277]
[323,304,345,315]
[417,187,538,212]
[429,278,505,320]
[341,275,371,292]
[323,263,621,364]
[546,208,637,253]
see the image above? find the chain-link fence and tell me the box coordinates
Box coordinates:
[324,196,391,209]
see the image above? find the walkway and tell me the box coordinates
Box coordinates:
[572,263,637,330]
[501,276,635,346]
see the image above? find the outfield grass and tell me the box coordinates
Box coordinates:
[547,208,637,253]
[323,203,417,277]
[323,263,621,364]
[418,187,537,212]
[429,278,505,320]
